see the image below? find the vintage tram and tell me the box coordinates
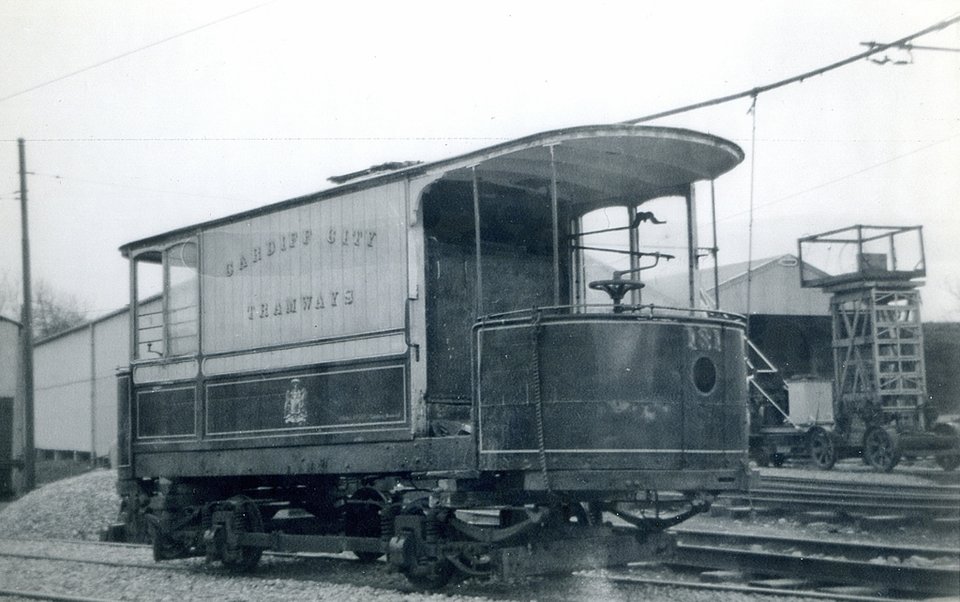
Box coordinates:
[116,124,752,586]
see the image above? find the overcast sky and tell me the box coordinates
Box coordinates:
[1,1,958,322]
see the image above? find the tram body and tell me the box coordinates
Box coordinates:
[116,124,751,585]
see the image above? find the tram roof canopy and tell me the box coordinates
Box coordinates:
[435,124,744,213]
[121,124,743,254]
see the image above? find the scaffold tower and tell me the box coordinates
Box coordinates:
[798,225,939,471]
[831,285,926,434]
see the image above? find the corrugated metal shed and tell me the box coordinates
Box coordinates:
[33,306,130,458]
[708,254,832,316]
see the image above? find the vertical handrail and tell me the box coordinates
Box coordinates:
[472,167,483,317]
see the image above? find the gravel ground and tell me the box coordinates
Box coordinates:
[0,469,955,601]
[0,469,119,541]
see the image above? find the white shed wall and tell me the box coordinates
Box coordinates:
[0,319,18,397]
[34,328,91,452]
[92,312,127,456]
[719,263,831,316]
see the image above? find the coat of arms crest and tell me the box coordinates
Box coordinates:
[283,378,308,425]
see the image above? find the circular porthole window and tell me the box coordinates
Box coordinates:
[692,356,717,394]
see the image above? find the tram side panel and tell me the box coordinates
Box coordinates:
[126,181,434,481]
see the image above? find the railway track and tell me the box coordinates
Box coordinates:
[2,528,957,600]
[721,474,960,519]
[668,528,960,597]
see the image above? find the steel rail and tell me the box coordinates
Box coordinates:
[672,527,960,562]
[601,573,907,602]
[759,475,960,495]
[672,543,959,596]
[0,588,116,602]
[751,483,960,501]
[0,549,177,572]
[735,490,960,517]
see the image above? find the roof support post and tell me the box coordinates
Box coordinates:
[627,205,641,305]
[472,166,483,317]
[685,183,699,309]
[710,180,720,310]
[549,146,561,306]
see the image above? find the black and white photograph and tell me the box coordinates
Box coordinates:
[0,2,958,600]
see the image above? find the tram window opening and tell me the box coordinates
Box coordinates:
[133,241,199,359]
[135,254,164,358]
[576,195,693,309]
[165,242,199,356]
[578,207,631,306]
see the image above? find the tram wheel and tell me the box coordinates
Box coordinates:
[863,427,900,473]
[808,428,837,470]
[344,487,387,562]
[770,453,786,467]
[151,523,189,561]
[404,558,455,590]
[221,496,264,572]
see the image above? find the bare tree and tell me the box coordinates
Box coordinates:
[31,281,88,338]
[0,274,89,338]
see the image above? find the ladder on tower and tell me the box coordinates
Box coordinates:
[831,286,927,430]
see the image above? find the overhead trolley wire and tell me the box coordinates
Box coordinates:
[716,131,960,223]
[620,12,960,125]
[27,171,256,203]
[0,0,279,105]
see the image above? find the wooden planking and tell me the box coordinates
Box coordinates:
[200,181,408,356]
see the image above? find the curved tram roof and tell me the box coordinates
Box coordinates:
[121,124,743,256]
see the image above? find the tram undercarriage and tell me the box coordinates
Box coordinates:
[135,473,718,587]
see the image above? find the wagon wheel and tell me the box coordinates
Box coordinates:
[863,427,900,472]
[935,454,960,472]
[221,496,264,572]
[769,453,787,468]
[344,487,387,562]
[932,424,960,472]
[808,427,837,470]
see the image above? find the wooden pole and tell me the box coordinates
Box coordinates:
[18,138,35,492]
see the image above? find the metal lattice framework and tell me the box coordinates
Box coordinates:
[831,287,927,432]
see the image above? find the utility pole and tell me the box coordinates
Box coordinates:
[18,138,35,492]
